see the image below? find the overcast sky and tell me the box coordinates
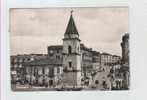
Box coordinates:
[10,7,129,56]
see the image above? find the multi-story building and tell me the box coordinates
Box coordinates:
[24,57,63,87]
[80,44,93,78]
[10,54,48,84]
[48,45,63,61]
[92,51,101,71]
[101,53,120,66]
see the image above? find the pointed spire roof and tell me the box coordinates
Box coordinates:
[65,10,79,35]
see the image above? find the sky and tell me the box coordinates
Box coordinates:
[10,7,129,56]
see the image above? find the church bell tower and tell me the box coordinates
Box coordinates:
[62,10,81,88]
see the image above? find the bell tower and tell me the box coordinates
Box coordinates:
[62,10,81,88]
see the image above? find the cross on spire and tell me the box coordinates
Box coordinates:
[71,9,74,15]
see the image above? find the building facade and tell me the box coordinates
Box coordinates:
[11,54,47,84]
[24,58,63,87]
[101,53,121,66]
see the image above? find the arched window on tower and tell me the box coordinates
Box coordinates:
[68,45,72,54]
[77,46,79,53]
[69,61,72,68]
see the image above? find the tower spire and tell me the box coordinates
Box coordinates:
[64,10,79,35]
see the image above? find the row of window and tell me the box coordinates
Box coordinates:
[11,64,22,68]
[11,58,33,63]
[26,67,62,77]
[49,46,80,55]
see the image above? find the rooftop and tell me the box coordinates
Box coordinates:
[23,58,62,66]
[48,45,63,50]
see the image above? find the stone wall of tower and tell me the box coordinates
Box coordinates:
[63,39,80,54]
[63,55,81,71]
[62,38,81,87]
[63,39,81,71]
